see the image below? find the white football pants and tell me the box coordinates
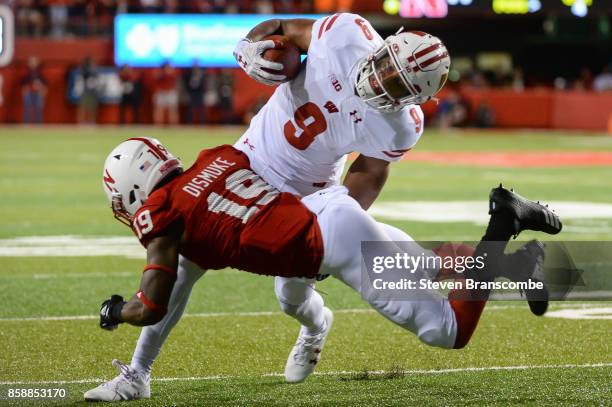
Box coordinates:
[275,186,458,349]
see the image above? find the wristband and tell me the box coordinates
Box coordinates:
[136,290,168,315]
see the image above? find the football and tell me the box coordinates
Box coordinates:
[262,34,302,81]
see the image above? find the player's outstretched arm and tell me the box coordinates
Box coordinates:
[99,233,180,329]
[343,154,390,210]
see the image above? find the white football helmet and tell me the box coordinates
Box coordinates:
[102,137,182,225]
[356,30,450,112]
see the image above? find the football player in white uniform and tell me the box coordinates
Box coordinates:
[233,14,437,199]
[85,13,452,401]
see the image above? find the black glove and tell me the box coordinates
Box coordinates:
[100,295,126,331]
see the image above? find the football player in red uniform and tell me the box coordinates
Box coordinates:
[86,138,561,401]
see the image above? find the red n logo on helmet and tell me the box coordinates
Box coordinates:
[103,169,116,192]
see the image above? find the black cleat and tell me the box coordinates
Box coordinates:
[489,184,562,238]
[503,240,549,316]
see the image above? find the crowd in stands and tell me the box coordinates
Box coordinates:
[18,55,238,125]
[434,64,612,128]
[10,1,611,126]
[15,0,315,37]
[17,58,611,127]
[17,54,612,126]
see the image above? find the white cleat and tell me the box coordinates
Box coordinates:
[84,359,150,402]
[284,307,333,383]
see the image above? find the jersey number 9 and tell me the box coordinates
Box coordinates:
[284,102,328,150]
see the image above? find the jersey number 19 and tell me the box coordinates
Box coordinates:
[207,169,279,224]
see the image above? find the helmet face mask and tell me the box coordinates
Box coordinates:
[374,50,412,99]
[102,137,182,226]
[356,31,450,113]
[111,192,133,226]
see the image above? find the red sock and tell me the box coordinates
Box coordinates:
[449,293,487,349]
[433,243,487,348]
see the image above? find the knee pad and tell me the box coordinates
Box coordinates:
[278,301,300,317]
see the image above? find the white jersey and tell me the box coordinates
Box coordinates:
[235,13,424,196]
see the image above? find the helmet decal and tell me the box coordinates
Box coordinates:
[139,161,152,172]
[103,169,116,192]
[128,137,168,160]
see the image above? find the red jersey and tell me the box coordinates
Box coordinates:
[132,145,323,278]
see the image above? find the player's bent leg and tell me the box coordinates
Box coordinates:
[131,256,206,374]
[275,276,333,383]
[447,296,487,349]
[379,222,485,343]
[313,192,458,349]
[431,185,561,348]
[275,276,325,333]
[84,256,206,402]
[430,243,487,348]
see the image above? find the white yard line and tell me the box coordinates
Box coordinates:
[545,307,612,320]
[0,303,608,322]
[31,272,134,280]
[0,308,370,322]
[3,270,240,279]
[2,201,612,260]
[369,201,612,224]
[1,363,610,386]
[0,236,145,259]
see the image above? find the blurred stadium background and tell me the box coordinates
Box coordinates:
[0,0,610,129]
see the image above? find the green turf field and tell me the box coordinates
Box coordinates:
[0,127,611,406]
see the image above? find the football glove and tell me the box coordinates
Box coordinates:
[100,294,126,331]
[233,38,286,86]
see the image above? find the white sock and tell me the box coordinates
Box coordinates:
[130,256,205,374]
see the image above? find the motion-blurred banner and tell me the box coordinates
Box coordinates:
[114,14,320,68]
[380,0,612,18]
